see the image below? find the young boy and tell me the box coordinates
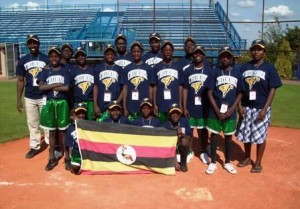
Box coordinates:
[142,32,163,68]
[163,103,192,172]
[206,47,243,175]
[114,34,133,69]
[132,98,161,128]
[70,47,94,120]
[123,41,155,121]
[38,47,70,171]
[103,100,131,124]
[64,102,87,173]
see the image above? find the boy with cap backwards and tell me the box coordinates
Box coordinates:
[103,100,130,124]
[178,37,196,71]
[153,40,184,123]
[123,41,155,121]
[163,104,192,172]
[205,47,243,174]
[94,44,124,122]
[69,47,94,120]
[237,39,282,173]
[38,47,70,171]
[64,102,87,173]
[132,98,161,128]
[183,46,214,165]
[142,32,163,68]
[16,34,49,159]
[114,34,133,69]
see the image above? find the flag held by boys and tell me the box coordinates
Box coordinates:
[76,119,178,175]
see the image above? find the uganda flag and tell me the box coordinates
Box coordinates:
[77,119,178,175]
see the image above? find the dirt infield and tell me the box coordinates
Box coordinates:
[0,126,300,209]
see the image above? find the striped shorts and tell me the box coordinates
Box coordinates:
[237,106,271,144]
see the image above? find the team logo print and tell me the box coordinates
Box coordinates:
[102,78,116,90]
[131,77,144,89]
[191,82,203,94]
[28,68,42,78]
[78,82,91,94]
[245,76,260,90]
[116,145,136,165]
[53,91,58,97]
[219,84,234,98]
[161,76,174,89]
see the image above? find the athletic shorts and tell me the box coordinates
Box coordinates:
[157,112,168,123]
[97,111,109,122]
[40,99,70,130]
[206,118,237,135]
[237,106,271,144]
[71,148,81,167]
[188,117,206,129]
[75,101,94,120]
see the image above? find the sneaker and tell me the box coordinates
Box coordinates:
[55,150,63,159]
[64,158,71,171]
[224,163,237,174]
[180,163,188,172]
[25,149,39,159]
[200,153,210,164]
[205,163,217,174]
[45,158,58,171]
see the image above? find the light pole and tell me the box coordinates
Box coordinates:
[261,0,265,39]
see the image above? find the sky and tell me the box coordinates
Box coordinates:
[0,0,299,46]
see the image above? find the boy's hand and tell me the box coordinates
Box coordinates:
[183,108,190,118]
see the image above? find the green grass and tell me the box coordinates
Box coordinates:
[0,81,299,143]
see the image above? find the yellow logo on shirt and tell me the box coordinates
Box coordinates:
[219,84,234,98]
[28,68,42,78]
[161,76,174,89]
[78,82,91,94]
[102,78,116,90]
[131,77,144,89]
[191,82,203,94]
[246,76,260,90]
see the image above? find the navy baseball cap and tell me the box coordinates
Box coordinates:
[104,44,117,54]
[219,46,233,56]
[131,41,144,51]
[184,37,196,45]
[27,34,40,43]
[108,100,122,110]
[74,103,87,113]
[61,43,73,52]
[161,40,174,50]
[140,98,153,108]
[193,45,206,55]
[115,34,127,42]
[149,32,161,41]
[75,47,87,57]
[48,47,61,56]
[168,103,182,114]
[250,39,266,50]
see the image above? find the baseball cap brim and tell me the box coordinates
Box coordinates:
[219,49,233,56]
[108,104,122,110]
[250,44,265,49]
[140,101,153,108]
[48,48,61,55]
[169,107,182,114]
[75,50,87,57]
[74,107,87,113]
[184,37,196,44]
[61,43,73,51]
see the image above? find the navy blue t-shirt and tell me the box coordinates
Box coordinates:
[178,55,193,72]
[103,115,131,124]
[132,116,161,128]
[64,123,78,149]
[115,52,133,69]
[142,51,163,68]
[16,53,49,99]
[37,66,70,100]
[183,64,214,118]
[163,117,192,136]
[62,62,73,73]
[70,65,94,102]
[208,67,243,120]
[124,62,155,113]
[94,62,124,111]
[154,61,184,113]
[240,61,282,109]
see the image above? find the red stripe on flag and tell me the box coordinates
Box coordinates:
[79,139,176,158]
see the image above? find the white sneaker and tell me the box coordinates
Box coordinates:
[224,163,237,174]
[200,153,210,164]
[54,150,63,159]
[206,163,217,174]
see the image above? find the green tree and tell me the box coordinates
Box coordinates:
[275,39,292,79]
[285,26,300,51]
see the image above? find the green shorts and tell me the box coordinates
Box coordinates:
[40,99,70,130]
[206,118,236,135]
[128,112,140,122]
[71,148,81,166]
[75,101,94,120]
[157,112,168,123]
[96,111,109,122]
[188,117,206,129]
